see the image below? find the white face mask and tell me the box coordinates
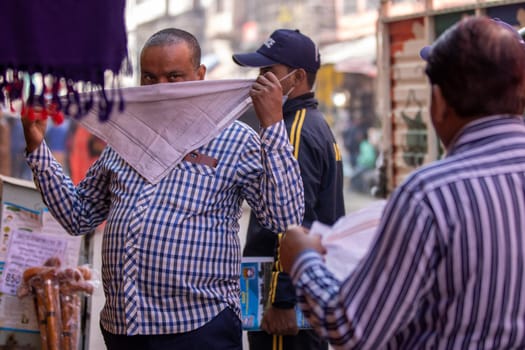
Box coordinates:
[279,69,297,105]
[281,87,295,105]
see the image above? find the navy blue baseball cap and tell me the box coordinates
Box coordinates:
[419,45,431,61]
[232,29,321,73]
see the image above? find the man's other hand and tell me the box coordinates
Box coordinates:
[261,306,299,336]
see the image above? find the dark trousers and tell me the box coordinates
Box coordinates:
[100,308,242,350]
[247,329,328,350]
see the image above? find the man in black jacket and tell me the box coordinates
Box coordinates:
[233,29,345,350]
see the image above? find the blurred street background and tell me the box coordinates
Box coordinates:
[1,0,385,205]
[3,1,525,220]
[3,1,525,349]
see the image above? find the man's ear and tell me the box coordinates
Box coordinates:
[197,64,207,80]
[295,68,306,84]
[292,68,310,92]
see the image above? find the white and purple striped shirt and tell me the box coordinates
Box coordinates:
[27,120,304,335]
[292,115,525,349]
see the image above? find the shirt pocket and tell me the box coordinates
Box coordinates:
[178,160,217,177]
[169,160,222,214]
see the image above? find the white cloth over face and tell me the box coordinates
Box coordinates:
[309,200,387,281]
[77,79,254,184]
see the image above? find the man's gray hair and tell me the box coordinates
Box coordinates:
[142,28,201,68]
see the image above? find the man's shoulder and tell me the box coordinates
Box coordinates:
[303,105,326,120]
[290,107,335,143]
[398,155,470,197]
[285,104,327,128]
[231,119,257,130]
[215,120,258,142]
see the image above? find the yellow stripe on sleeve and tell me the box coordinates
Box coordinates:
[333,142,342,161]
[268,109,306,313]
[269,271,279,303]
[292,109,306,159]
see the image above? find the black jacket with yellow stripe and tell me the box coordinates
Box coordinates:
[243,92,345,309]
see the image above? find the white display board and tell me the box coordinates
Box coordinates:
[0,175,84,349]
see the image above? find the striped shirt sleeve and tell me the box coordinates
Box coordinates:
[242,120,304,233]
[290,188,438,349]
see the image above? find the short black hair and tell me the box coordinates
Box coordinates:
[306,71,317,89]
[424,16,525,117]
[142,28,201,68]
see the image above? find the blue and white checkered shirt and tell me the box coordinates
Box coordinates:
[291,115,525,349]
[27,120,304,335]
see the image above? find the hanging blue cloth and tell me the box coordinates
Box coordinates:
[0,0,129,122]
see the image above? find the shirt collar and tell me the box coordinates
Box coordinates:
[447,114,525,156]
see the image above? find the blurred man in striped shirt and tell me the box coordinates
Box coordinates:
[280,15,525,349]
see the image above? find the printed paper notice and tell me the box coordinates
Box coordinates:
[0,230,67,295]
[240,257,310,330]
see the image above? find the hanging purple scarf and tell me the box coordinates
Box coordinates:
[0,0,129,122]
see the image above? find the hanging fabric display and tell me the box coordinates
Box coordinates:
[0,1,129,123]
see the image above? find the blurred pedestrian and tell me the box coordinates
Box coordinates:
[44,118,70,170]
[0,108,10,176]
[9,116,32,180]
[342,117,365,169]
[21,28,304,350]
[66,123,106,185]
[349,128,376,193]
[233,28,345,350]
[280,16,525,349]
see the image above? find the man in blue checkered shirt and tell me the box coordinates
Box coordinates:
[21,28,304,350]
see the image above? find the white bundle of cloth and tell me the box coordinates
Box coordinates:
[310,200,387,281]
